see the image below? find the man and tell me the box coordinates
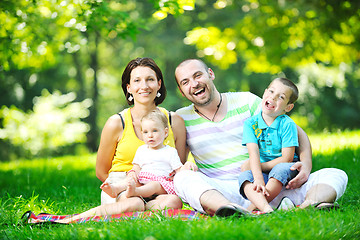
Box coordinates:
[173,59,348,216]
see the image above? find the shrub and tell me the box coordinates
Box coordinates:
[0,89,92,159]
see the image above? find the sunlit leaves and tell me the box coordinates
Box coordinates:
[152,0,195,20]
[184,0,360,74]
[184,26,237,69]
[0,0,170,71]
[0,90,92,155]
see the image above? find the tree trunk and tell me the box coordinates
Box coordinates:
[72,51,86,101]
[86,32,100,152]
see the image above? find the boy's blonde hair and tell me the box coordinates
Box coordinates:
[141,109,168,129]
[270,77,299,104]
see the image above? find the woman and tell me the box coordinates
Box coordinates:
[27,57,187,224]
[97,57,186,208]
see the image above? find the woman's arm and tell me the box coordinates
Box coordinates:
[96,114,124,183]
[170,112,187,164]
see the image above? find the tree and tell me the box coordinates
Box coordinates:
[181,0,360,130]
[0,0,195,154]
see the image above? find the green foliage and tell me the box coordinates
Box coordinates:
[0,131,359,239]
[0,0,194,153]
[185,0,360,72]
[180,0,360,131]
[1,0,359,157]
[0,90,91,158]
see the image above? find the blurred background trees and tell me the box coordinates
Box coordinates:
[1,0,359,160]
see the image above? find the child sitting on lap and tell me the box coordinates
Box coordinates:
[101,109,183,199]
[239,78,300,213]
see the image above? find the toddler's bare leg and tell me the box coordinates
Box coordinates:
[100,182,116,198]
[126,181,166,198]
[100,180,127,198]
[125,180,137,198]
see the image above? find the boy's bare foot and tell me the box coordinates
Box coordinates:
[125,180,137,198]
[100,182,117,198]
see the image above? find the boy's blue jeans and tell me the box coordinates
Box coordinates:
[238,162,299,199]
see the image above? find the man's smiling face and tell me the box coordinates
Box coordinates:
[175,60,216,107]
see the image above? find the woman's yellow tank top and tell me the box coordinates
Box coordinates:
[109,107,176,173]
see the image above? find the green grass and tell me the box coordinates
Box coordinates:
[1,130,360,239]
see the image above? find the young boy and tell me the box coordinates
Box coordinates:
[101,109,183,199]
[238,77,300,213]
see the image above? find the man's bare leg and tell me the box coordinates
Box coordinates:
[299,183,337,209]
[199,189,248,216]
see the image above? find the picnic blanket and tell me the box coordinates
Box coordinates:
[24,209,207,224]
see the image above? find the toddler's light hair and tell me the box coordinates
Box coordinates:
[141,109,168,129]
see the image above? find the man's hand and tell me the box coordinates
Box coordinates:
[180,161,198,172]
[241,160,251,172]
[286,162,310,189]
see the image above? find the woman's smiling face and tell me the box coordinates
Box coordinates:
[127,66,161,105]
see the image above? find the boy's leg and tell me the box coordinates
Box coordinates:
[265,178,284,203]
[267,162,299,199]
[238,170,273,212]
[243,182,273,212]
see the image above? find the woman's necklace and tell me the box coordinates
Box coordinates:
[194,93,222,122]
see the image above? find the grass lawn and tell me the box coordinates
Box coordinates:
[0,130,359,239]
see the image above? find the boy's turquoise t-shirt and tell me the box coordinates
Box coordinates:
[242,112,299,163]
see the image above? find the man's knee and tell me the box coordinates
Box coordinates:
[305,183,337,203]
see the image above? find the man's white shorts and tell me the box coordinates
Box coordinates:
[174,168,347,213]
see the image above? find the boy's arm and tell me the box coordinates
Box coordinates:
[247,143,265,184]
[260,146,295,172]
[286,125,312,189]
